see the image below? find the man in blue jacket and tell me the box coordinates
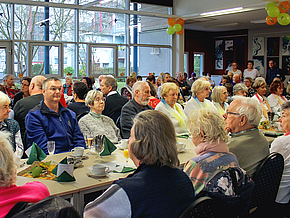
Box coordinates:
[25,77,85,154]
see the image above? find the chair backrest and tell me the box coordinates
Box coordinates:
[77,111,89,121]
[250,152,284,208]
[178,197,218,218]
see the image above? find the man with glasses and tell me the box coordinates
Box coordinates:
[223,97,269,177]
[25,77,85,154]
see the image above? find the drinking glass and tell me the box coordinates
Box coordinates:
[94,135,105,162]
[85,135,94,154]
[124,149,129,163]
[47,141,55,156]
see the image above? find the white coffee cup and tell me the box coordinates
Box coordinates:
[71,147,84,157]
[91,164,109,175]
[177,142,185,151]
[120,139,128,149]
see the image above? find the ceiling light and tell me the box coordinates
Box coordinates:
[200,7,244,17]
[204,22,242,29]
[251,19,266,24]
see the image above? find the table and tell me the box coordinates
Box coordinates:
[16,138,196,215]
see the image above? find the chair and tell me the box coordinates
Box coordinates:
[178,196,219,218]
[249,152,284,216]
[77,111,89,121]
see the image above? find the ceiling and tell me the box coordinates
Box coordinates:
[175,0,287,32]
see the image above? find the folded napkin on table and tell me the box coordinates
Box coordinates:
[26,142,47,165]
[100,136,117,156]
[52,157,75,182]
[177,134,189,139]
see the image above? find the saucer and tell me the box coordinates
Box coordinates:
[88,170,108,178]
[177,148,186,153]
[70,153,89,160]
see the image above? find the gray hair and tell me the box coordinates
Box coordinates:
[42,77,61,90]
[0,91,10,107]
[282,101,290,111]
[102,76,117,91]
[176,72,184,78]
[244,77,253,83]
[187,107,228,143]
[252,77,266,89]
[131,110,179,167]
[211,86,227,103]
[0,131,17,188]
[3,75,13,80]
[31,75,46,89]
[233,83,247,95]
[233,96,262,126]
[85,90,103,106]
[132,81,148,96]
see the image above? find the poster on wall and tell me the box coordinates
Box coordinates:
[225,40,233,51]
[267,37,279,56]
[253,56,265,75]
[215,40,223,70]
[282,56,290,75]
[253,37,264,56]
[282,36,290,56]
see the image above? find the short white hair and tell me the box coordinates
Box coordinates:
[187,107,228,143]
[232,96,262,126]
[85,90,103,106]
[0,91,10,107]
[233,83,247,95]
[0,131,17,187]
[132,81,148,96]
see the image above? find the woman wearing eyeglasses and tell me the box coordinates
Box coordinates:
[78,90,121,143]
[211,86,229,115]
[13,77,31,108]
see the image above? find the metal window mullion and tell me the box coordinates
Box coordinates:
[75,0,79,78]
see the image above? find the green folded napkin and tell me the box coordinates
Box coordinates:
[113,166,135,173]
[177,134,189,139]
[100,136,117,156]
[27,142,47,165]
[51,157,76,182]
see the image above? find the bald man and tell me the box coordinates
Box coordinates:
[14,75,46,150]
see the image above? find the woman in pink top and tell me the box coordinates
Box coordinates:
[0,132,50,218]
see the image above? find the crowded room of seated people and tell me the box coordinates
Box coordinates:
[1,61,290,217]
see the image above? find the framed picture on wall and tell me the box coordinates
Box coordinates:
[282,56,290,75]
[215,40,223,70]
[253,37,264,56]
[282,35,290,56]
[253,56,265,75]
[267,37,279,56]
[225,40,233,51]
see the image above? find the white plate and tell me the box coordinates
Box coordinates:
[70,153,89,159]
[178,148,186,153]
[88,170,108,177]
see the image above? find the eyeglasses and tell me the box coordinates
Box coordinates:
[226,111,244,116]
[21,83,29,87]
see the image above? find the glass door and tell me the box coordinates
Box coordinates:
[0,41,12,80]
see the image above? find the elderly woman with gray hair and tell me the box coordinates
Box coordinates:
[78,90,121,143]
[211,86,229,115]
[0,131,50,217]
[0,91,23,156]
[184,107,253,216]
[252,77,272,121]
[233,83,247,97]
[155,83,187,134]
[184,79,215,116]
[84,110,195,217]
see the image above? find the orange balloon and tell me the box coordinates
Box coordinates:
[176,18,185,26]
[278,1,290,13]
[176,28,184,35]
[266,16,277,25]
[167,18,176,27]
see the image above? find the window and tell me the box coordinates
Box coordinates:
[194,52,204,77]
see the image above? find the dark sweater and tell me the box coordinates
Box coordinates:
[67,102,89,117]
[114,164,195,218]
